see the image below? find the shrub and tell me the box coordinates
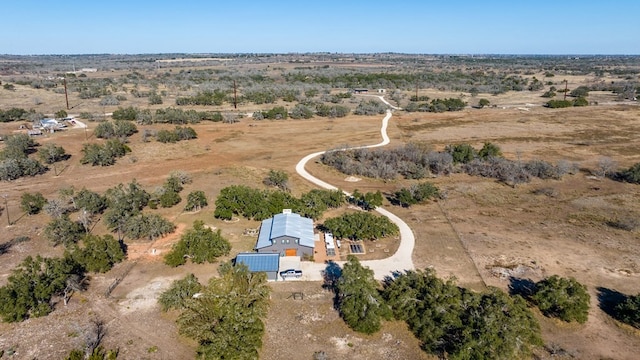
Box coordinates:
[532,275,590,323]
[446,143,476,164]
[573,97,589,106]
[158,273,202,311]
[614,293,640,328]
[159,191,181,208]
[478,142,502,159]
[21,192,46,215]
[546,99,573,108]
[263,169,289,191]
[615,162,640,184]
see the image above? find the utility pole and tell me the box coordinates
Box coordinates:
[2,194,10,226]
[563,79,568,101]
[233,80,238,109]
[63,77,69,110]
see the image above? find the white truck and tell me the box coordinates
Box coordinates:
[280,269,303,279]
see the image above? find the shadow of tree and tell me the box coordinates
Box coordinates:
[508,277,536,301]
[322,260,342,309]
[596,286,627,319]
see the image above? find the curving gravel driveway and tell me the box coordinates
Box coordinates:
[295,97,415,280]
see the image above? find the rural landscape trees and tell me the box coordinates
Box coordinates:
[0,53,639,358]
[164,264,270,359]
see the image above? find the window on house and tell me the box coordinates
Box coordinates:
[286,239,290,244]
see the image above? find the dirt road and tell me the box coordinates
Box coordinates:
[295,105,415,280]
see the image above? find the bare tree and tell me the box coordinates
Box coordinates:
[84,318,107,356]
[78,208,94,233]
[64,274,88,306]
[44,198,68,218]
[595,157,617,178]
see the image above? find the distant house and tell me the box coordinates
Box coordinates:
[377,88,386,94]
[235,253,280,281]
[38,118,65,132]
[352,88,368,94]
[255,210,315,257]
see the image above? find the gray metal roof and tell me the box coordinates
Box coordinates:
[256,212,315,249]
[236,253,280,272]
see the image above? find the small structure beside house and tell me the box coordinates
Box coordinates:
[255,210,315,257]
[235,253,280,281]
[377,88,386,94]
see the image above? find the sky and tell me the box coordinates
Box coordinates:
[2,0,639,55]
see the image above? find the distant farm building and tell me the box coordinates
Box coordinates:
[377,88,386,93]
[235,253,280,281]
[255,210,315,257]
[352,88,369,94]
[37,118,65,132]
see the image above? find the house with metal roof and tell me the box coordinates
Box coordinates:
[235,253,280,281]
[256,210,315,258]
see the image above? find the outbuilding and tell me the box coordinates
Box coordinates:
[235,253,280,281]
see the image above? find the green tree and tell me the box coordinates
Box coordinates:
[111,106,140,121]
[336,256,389,334]
[80,139,130,166]
[570,86,589,97]
[478,98,490,108]
[350,189,383,210]
[104,181,150,236]
[159,190,181,208]
[184,190,208,211]
[38,143,68,164]
[158,273,202,311]
[0,133,37,160]
[323,212,399,241]
[176,263,270,359]
[382,269,542,359]
[532,275,590,323]
[55,109,68,119]
[44,214,84,247]
[123,213,175,240]
[72,234,125,273]
[0,255,84,322]
[74,188,107,214]
[21,192,46,215]
[164,220,231,267]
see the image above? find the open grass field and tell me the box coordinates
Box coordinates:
[1,57,639,359]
